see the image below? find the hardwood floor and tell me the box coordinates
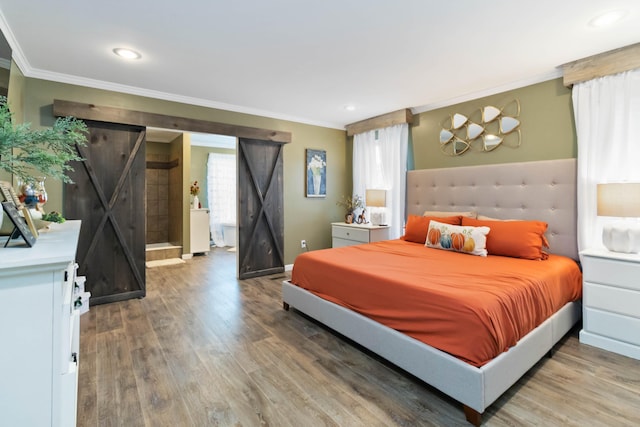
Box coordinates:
[78,248,640,426]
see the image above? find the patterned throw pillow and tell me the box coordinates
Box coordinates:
[425,220,490,257]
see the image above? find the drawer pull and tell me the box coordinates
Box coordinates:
[64,271,68,282]
[71,352,77,364]
[74,297,82,308]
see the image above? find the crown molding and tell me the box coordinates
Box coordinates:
[28,67,346,130]
[412,69,562,114]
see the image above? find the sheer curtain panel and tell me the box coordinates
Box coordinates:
[573,69,640,252]
[353,123,408,238]
[207,153,237,247]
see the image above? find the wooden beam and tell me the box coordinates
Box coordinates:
[345,108,413,136]
[53,100,292,144]
[561,42,640,87]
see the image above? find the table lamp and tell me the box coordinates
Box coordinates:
[597,183,640,253]
[366,189,387,226]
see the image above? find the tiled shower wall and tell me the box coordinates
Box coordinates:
[146,153,170,244]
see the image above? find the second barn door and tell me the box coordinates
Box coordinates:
[237,137,285,279]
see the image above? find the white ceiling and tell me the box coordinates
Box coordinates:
[0,1,638,130]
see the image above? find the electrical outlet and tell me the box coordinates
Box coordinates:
[300,239,307,249]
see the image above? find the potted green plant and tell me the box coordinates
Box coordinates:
[0,96,87,229]
[0,96,87,183]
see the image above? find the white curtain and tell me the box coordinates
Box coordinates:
[353,123,408,239]
[573,68,640,252]
[207,153,236,247]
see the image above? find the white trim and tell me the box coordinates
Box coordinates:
[412,69,562,114]
[10,62,345,130]
[285,264,293,272]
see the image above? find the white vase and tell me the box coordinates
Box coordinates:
[312,173,322,195]
[192,195,199,209]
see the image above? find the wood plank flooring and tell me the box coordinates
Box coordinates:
[78,248,640,426]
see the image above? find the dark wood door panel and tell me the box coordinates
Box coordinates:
[65,120,146,304]
[238,138,284,279]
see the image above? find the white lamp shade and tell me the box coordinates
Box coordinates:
[597,183,640,217]
[366,189,386,207]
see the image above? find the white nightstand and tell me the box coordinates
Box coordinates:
[580,248,640,360]
[331,222,390,248]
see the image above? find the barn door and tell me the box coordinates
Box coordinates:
[65,121,146,305]
[237,137,285,279]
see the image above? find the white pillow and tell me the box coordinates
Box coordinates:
[425,220,490,257]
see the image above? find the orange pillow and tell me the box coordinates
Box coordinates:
[402,215,462,244]
[461,217,549,260]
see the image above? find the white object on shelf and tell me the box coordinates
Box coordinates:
[580,248,640,360]
[190,208,211,254]
[331,222,390,248]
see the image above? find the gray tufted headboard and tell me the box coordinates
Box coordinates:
[406,158,578,260]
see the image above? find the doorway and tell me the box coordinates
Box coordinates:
[145,129,238,264]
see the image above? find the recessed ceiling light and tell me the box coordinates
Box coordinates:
[344,105,356,111]
[113,47,142,60]
[589,10,627,28]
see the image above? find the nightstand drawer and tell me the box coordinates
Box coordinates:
[332,226,369,243]
[583,256,640,291]
[584,282,640,318]
[584,308,640,346]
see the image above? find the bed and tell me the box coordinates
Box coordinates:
[282,158,581,425]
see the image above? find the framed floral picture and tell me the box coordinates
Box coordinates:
[306,148,326,198]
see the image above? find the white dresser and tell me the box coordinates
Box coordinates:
[331,222,390,248]
[0,221,82,426]
[190,208,211,254]
[580,248,640,360]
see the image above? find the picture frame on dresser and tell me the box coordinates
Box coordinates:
[0,180,23,208]
[21,206,39,238]
[1,201,36,247]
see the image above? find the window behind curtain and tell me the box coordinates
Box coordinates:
[207,153,236,247]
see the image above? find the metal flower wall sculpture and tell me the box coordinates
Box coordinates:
[439,99,521,156]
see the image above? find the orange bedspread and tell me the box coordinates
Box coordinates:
[290,239,582,367]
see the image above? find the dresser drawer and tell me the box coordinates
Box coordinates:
[583,256,640,291]
[583,308,640,346]
[584,282,640,318]
[332,225,369,243]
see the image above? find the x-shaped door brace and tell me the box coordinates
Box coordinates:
[238,140,284,269]
[77,130,146,291]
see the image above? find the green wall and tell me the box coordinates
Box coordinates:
[18,77,349,264]
[411,78,576,169]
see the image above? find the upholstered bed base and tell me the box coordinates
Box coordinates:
[283,158,580,425]
[282,282,580,424]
